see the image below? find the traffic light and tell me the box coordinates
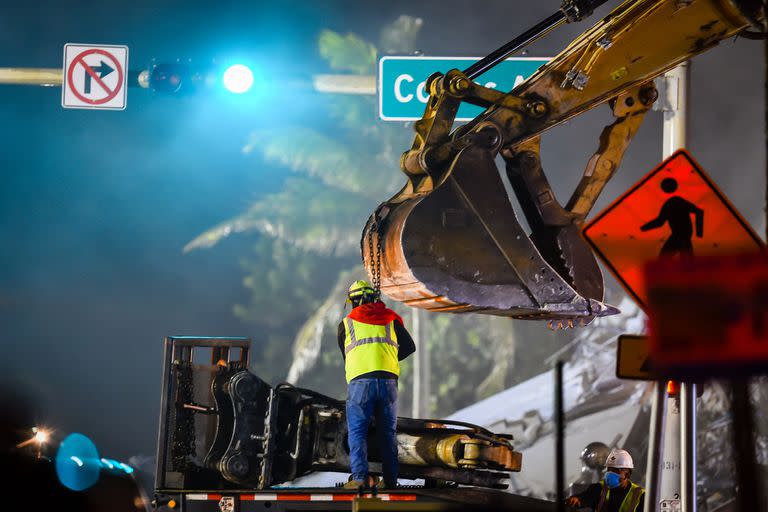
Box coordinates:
[222,64,254,93]
[148,60,256,95]
[148,61,206,94]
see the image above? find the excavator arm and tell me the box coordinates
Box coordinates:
[362,0,766,323]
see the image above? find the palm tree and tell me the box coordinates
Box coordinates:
[185,16,571,416]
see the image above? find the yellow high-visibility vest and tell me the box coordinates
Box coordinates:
[597,481,645,512]
[343,317,399,383]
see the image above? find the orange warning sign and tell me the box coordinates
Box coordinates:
[582,149,763,308]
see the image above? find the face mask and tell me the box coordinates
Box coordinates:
[604,471,621,489]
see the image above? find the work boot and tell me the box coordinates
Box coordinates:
[342,479,366,489]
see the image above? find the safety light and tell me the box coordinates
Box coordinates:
[16,426,52,456]
[34,427,49,444]
[99,457,134,475]
[666,380,703,398]
[666,380,679,396]
[56,433,100,491]
[55,433,135,491]
[222,64,254,93]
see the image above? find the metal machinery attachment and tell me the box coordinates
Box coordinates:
[155,337,522,493]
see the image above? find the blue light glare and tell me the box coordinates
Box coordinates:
[223,64,254,93]
[55,433,100,491]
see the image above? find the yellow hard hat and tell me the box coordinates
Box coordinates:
[347,280,376,302]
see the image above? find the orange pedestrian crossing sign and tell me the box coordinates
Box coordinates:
[582,149,763,309]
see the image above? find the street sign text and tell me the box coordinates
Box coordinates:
[378,56,549,121]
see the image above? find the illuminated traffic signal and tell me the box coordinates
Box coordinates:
[147,60,256,95]
[222,64,254,93]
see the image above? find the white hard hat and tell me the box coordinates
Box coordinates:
[605,448,634,469]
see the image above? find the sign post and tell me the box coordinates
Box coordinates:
[662,63,689,512]
[62,43,128,110]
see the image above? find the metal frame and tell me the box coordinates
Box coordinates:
[154,336,251,491]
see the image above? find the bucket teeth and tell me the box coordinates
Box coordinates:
[547,316,593,330]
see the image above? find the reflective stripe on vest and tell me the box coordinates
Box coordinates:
[597,481,645,512]
[343,318,399,383]
[345,320,397,354]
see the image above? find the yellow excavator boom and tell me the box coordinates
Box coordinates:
[362,0,765,323]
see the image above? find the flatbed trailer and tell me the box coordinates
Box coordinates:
[152,336,555,512]
[154,486,556,511]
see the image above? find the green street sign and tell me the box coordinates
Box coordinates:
[378,56,550,121]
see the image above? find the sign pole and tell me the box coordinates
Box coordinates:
[0,66,374,95]
[0,67,62,86]
[662,63,689,157]
[644,381,668,512]
[660,60,697,512]
[666,61,698,512]
[681,382,697,512]
[646,61,692,512]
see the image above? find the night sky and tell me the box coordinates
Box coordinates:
[0,0,764,478]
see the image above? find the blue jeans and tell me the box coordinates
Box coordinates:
[346,378,398,487]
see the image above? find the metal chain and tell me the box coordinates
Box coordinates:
[366,211,383,294]
[366,217,375,286]
[171,361,197,471]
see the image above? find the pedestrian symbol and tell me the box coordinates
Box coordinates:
[62,44,128,110]
[583,149,763,309]
[640,177,705,257]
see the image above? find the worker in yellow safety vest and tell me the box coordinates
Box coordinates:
[338,280,415,490]
[566,448,645,512]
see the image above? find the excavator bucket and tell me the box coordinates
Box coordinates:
[361,0,762,322]
[362,138,616,323]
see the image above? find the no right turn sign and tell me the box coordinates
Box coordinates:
[62,43,128,110]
